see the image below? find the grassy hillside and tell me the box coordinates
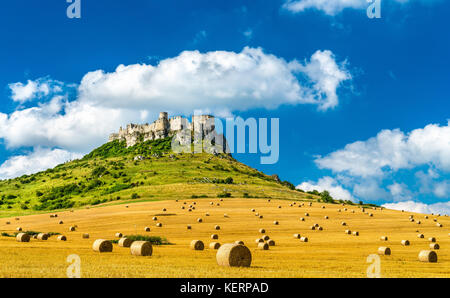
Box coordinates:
[0,137,321,217]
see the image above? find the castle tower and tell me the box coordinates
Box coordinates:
[159,112,168,120]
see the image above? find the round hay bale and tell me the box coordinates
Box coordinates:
[273,221,279,225]
[205,212,210,217]
[57,235,67,241]
[255,238,264,244]
[15,217,20,221]
[418,250,437,262]
[345,230,351,234]
[380,236,388,241]
[144,227,151,232]
[211,234,219,240]
[344,208,347,211]
[82,233,89,239]
[401,240,410,246]
[162,208,167,212]
[262,235,270,241]
[209,242,221,249]
[181,206,185,210]
[417,234,424,238]
[59,221,64,224]
[324,216,329,219]
[118,237,133,247]
[430,243,440,250]
[322,206,325,209]
[267,239,275,246]
[429,237,436,242]
[216,243,252,267]
[92,239,113,253]
[197,218,203,223]
[187,225,192,230]
[152,216,157,221]
[424,216,428,219]
[130,241,153,256]
[369,213,373,217]
[378,247,391,255]
[300,218,305,221]
[338,209,341,212]
[416,221,421,224]
[310,226,316,230]
[115,232,123,238]
[436,223,443,227]
[305,213,309,216]
[293,233,301,239]
[190,240,204,250]
[69,226,76,232]
[251,209,255,212]
[16,233,30,242]
[318,226,323,231]
[258,242,269,250]
[156,223,162,227]
[224,214,229,218]
[341,222,347,226]
[258,215,263,219]
[314,223,319,227]
[5,221,10,225]
[255,213,259,216]
[278,205,282,209]
[353,231,359,236]
[259,228,265,234]
[300,237,308,242]
[16,227,22,232]
[214,225,220,230]
[235,240,244,245]
[37,233,49,240]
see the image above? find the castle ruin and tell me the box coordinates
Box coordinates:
[108,112,216,148]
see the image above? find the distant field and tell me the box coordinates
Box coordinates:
[0,198,448,278]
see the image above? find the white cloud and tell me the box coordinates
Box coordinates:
[315,122,450,177]
[283,0,366,16]
[282,0,441,16]
[0,100,137,152]
[382,200,450,216]
[8,78,63,103]
[78,47,351,113]
[297,176,356,202]
[310,122,450,206]
[0,148,82,180]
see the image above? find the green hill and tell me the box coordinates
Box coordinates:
[0,137,318,217]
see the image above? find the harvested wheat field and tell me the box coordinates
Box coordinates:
[0,198,448,278]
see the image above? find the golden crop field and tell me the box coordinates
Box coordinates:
[0,198,448,278]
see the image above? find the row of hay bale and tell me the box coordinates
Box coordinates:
[93,239,153,256]
[16,232,67,242]
[377,246,438,262]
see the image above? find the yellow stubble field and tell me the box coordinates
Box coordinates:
[0,198,448,278]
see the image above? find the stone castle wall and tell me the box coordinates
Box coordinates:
[108,112,215,147]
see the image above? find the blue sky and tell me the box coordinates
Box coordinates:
[0,0,449,214]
